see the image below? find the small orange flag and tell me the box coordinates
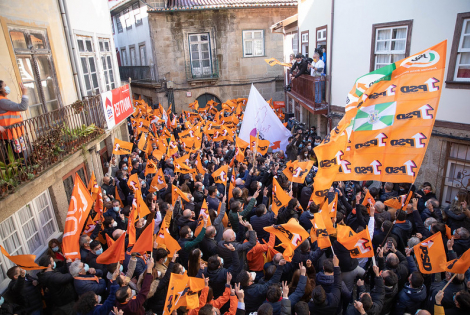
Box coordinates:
[362,190,376,214]
[164,273,206,314]
[112,138,133,155]
[319,202,336,235]
[94,187,104,219]
[250,135,270,155]
[291,161,314,184]
[96,231,126,264]
[264,218,309,261]
[272,178,290,215]
[167,135,179,157]
[149,168,166,193]
[127,173,141,193]
[0,246,46,270]
[337,224,355,240]
[195,200,211,237]
[144,160,157,176]
[337,227,374,258]
[137,132,149,152]
[105,234,114,248]
[445,247,470,274]
[115,186,124,207]
[88,171,99,196]
[413,232,446,274]
[62,174,93,260]
[311,213,332,249]
[283,160,295,181]
[156,218,181,257]
[212,165,229,186]
[128,207,137,247]
[131,220,154,255]
[172,184,190,206]
[195,154,206,175]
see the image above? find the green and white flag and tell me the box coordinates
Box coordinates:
[353,101,396,131]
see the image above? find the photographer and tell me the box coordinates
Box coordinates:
[290,54,309,80]
[286,130,303,162]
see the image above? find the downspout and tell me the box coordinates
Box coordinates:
[58,0,83,100]
[327,0,335,132]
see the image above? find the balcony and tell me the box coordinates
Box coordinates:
[287,74,328,115]
[119,66,155,82]
[185,58,219,84]
[0,96,106,197]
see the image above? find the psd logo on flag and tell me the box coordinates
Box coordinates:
[353,102,396,131]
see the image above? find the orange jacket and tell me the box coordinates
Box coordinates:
[246,233,276,271]
[0,95,24,140]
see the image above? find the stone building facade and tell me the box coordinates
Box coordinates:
[146,1,297,112]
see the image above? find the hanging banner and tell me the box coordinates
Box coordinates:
[101,84,134,130]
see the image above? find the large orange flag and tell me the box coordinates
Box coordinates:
[0,246,46,270]
[96,231,126,264]
[149,168,166,193]
[413,232,446,274]
[127,207,137,247]
[272,178,290,215]
[130,221,154,255]
[445,247,470,274]
[62,174,94,260]
[311,213,332,249]
[212,165,229,186]
[195,200,211,237]
[136,191,151,218]
[264,218,309,261]
[337,227,374,258]
[156,219,181,257]
[113,138,133,155]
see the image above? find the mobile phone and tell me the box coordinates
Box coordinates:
[387,240,393,249]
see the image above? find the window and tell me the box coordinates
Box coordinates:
[292,32,299,55]
[99,38,116,91]
[316,25,327,48]
[189,33,212,77]
[370,20,412,71]
[441,143,470,207]
[139,44,146,66]
[0,189,60,291]
[8,27,61,117]
[447,12,470,87]
[124,8,132,30]
[63,164,88,203]
[148,0,165,7]
[77,36,100,96]
[133,3,142,26]
[129,46,137,66]
[301,31,309,58]
[243,30,264,57]
[121,48,128,66]
[116,13,123,33]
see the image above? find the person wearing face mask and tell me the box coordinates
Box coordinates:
[6,266,43,315]
[103,200,124,222]
[85,241,108,276]
[47,239,66,268]
[289,54,309,81]
[207,186,221,211]
[37,256,76,314]
[177,218,208,269]
[153,248,169,275]
[193,182,206,203]
[0,81,29,155]
[415,182,437,212]
[69,260,106,297]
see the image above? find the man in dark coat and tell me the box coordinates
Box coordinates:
[6,266,43,314]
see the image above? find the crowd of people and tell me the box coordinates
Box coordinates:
[1,97,470,315]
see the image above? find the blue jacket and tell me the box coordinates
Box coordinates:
[250,211,276,243]
[74,274,106,296]
[83,283,119,315]
[243,264,284,313]
[308,267,342,315]
[393,283,427,315]
[299,211,314,231]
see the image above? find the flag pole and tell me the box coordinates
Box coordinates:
[372,256,376,266]
[442,274,457,291]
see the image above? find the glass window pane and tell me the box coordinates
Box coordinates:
[192,61,200,68]
[23,82,40,105]
[99,42,104,52]
[89,57,96,73]
[46,100,59,112]
[190,44,198,51]
[107,56,112,69]
[10,31,28,49]
[377,29,391,40]
[84,74,91,90]
[460,51,470,64]
[37,56,52,79]
[86,40,92,52]
[254,31,262,39]
[16,57,35,82]
[104,72,109,85]
[30,33,46,49]
[201,43,209,51]
[376,41,389,52]
[30,104,44,117]
[465,20,470,34]
[462,35,470,49]
[41,79,56,102]
[244,32,252,40]
[391,39,406,51]
[105,41,110,51]
[200,35,208,41]
[245,41,253,55]
[392,27,407,39]
[202,60,210,67]
[102,56,106,70]
[92,73,98,88]
[376,54,390,64]
[202,52,209,59]
[391,54,405,62]
[78,40,85,52]
[192,51,199,60]
[109,70,114,84]
[457,53,470,79]
[190,35,198,42]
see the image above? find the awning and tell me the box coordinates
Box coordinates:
[270,13,298,32]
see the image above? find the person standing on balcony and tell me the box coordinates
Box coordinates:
[308,52,325,105]
[289,54,309,81]
[0,81,28,155]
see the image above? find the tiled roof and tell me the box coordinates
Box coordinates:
[148,0,297,12]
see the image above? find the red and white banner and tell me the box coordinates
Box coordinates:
[101,84,133,130]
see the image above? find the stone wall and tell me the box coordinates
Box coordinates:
[148,7,296,112]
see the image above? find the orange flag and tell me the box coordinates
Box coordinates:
[337,224,355,240]
[272,178,290,215]
[0,246,46,270]
[337,227,374,258]
[291,161,314,184]
[128,207,137,247]
[234,145,246,163]
[144,160,157,176]
[445,247,470,274]
[195,154,206,175]
[62,174,93,260]
[137,132,149,152]
[311,213,332,249]
[115,186,124,207]
[83,214,101,236]
[135,191,151,218]
[96,231,126,264]
[88,171,99,196]
[131,220,154,255]
[283,160,295,181]
[164,273,206,314]
[413,232,446,274]
[328,193,338,218]
[250,135,270,155]
[362,190,376,214]
[167,135,179,157]
[212,165,229,186]
[105,234,114,248]
[319,202,336,235]
[94,187,104,219]
[195,200,211,237]
[264,218,309,261]
[149,168,166,193]
[127,173,141,193]
[236,137,249,154]
[172,184,190,206]
[384,194,409,209]
[113,138,133,155]
[156,219,181,257]
[189,100,199,110]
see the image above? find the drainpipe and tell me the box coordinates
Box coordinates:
[327,0,335,132]
[58,0,83,100]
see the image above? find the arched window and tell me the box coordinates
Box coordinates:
[196,93,221,109]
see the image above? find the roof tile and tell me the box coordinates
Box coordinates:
[148,0,296,11]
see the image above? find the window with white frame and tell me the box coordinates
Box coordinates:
[99,38,116,91]
[189,33,212,77]
[116,13,123,33]
[301,32,308,44]
[0,190,60,291]
[77,36,100,96]
[454,18,470,81]
[317,29,326,42]
[292,33,299,56]
[243,30,264,57]
[129,46,137,66]
[139,44,146,66]
[373,23,410,70]
[442,143,470,207]
[133,3,142,26]
[124,8,132,30]
[121,48,128,66]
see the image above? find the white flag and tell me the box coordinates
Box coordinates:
[239,85,291,153]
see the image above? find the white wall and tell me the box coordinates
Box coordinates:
[330,0,470,124]
[112,2,153,69]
